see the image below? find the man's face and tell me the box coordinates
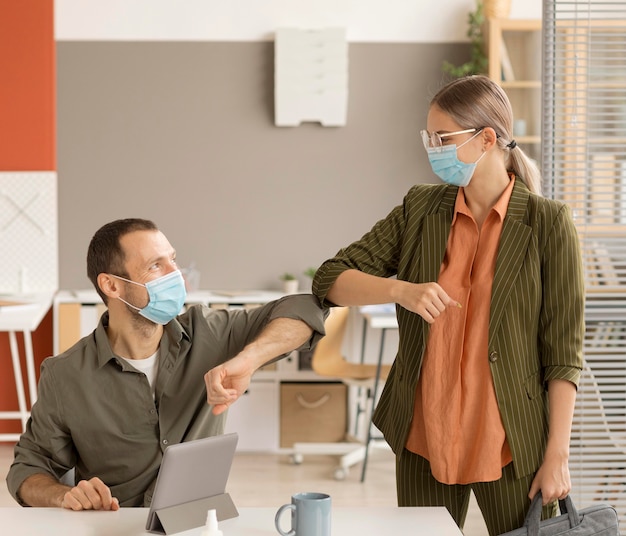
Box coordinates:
[116,230,179,310]
[119,230,179,285]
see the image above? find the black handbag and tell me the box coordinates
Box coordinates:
[498,492,619,536]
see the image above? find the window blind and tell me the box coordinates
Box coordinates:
[542,1,626,529]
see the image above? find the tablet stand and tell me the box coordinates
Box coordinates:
[147,492,238,535]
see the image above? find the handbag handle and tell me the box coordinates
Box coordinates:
[524,492,581,536]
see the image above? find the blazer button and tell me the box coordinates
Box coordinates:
[489,351,499,363]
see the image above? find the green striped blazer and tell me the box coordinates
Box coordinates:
[313,180,584,479]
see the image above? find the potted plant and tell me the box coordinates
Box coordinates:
[442,1,488,78]
[303,267,317,291]
[280,273,299,294]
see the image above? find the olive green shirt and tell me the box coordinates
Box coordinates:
[7,294,326,507]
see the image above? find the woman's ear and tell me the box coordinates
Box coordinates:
[482,127,498,150]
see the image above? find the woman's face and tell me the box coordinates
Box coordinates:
[426,105,483,164]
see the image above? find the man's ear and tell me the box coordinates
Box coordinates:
[98,273,121,300]
[482,127,499,150]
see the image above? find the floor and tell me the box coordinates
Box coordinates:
[0,444,489,535]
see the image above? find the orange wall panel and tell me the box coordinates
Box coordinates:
[0,0,55,170]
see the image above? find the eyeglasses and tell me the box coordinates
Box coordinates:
[420,128,482,150]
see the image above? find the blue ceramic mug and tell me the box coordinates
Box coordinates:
[275,492,331,536]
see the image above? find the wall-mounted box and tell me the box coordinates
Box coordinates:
[274,28,348,127]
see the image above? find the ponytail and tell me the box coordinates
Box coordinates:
[506,142,542,196]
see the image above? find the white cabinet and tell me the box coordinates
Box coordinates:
[224,380,278,452]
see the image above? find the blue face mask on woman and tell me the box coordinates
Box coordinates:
[426,130,486,187]
[112,270,187,325]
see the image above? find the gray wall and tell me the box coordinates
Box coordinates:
[57,41,468,290]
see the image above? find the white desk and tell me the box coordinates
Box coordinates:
[0,506,463,535]
[186,290,286,305]
[0,293,54,442]
[359,304,399,331]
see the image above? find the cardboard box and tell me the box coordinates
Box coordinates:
[280,382,347,448]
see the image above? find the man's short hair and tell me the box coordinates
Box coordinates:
[87,218,159,304]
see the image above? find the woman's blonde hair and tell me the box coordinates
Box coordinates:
[430,75,542,195]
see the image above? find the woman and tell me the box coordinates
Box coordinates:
[312,75,584,535]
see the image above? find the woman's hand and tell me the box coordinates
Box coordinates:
[528,449,571,505]
[393,281,461,324]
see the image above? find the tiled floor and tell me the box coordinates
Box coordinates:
[0,444,488,534]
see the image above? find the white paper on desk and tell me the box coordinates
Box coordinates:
[212,290,259,298]
[360,304,396,315]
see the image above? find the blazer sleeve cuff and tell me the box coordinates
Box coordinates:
[544,365,581,388]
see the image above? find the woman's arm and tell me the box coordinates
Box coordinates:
[328,270,460,324]
[528,378,577,504]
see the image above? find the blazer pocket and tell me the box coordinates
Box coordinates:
[523,372,544,400]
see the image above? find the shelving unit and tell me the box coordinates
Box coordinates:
[485,18,542,160]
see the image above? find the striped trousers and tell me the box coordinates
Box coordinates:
[396,449,557,536]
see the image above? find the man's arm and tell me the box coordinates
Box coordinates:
[205,316,313,414]
[17,473,119,510]
[9,356,119,511]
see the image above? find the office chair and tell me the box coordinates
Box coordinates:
[291,306,392,481]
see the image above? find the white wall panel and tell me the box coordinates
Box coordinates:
[55,0,542,43]
[0,172,58,294]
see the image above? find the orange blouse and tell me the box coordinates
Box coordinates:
[405,178,515,484]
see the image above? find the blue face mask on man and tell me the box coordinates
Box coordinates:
[426,130,486,187]
[112,270,187,325]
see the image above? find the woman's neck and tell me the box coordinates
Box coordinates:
[463,169,511,228]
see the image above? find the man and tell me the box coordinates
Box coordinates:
[7,218,326,511]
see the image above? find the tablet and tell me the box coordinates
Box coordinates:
[146,432,239,535]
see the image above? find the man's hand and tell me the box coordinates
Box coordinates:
[18,473,119,510]
[205,353,256,415]
[61,477,120,511]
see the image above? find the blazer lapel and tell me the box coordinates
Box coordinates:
[489,180,532,339]
[420,186,457,283]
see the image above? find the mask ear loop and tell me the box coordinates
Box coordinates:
[458,129,489,166]
[456,128,484,150]
[118,296,142,312]
[476,149,488,164]
[109,274,146,311]
[110,273,145,288]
